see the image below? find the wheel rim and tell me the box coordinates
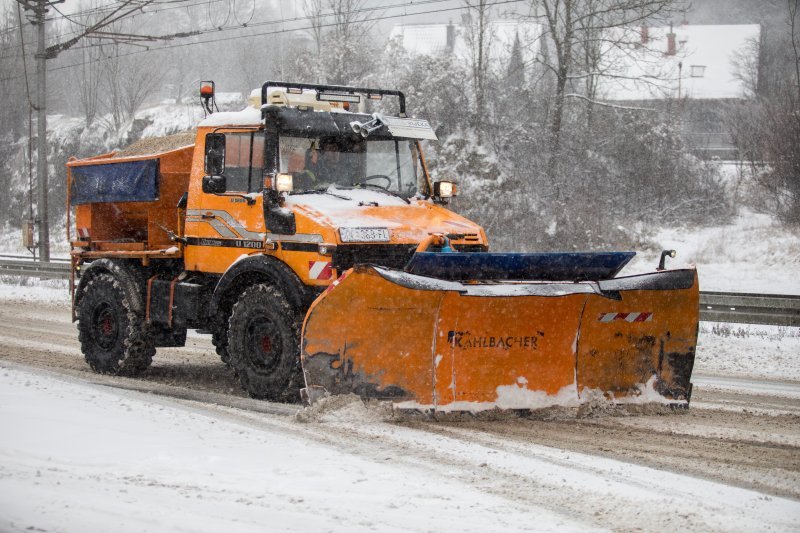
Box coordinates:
[91,302,118,350]
[244,314,282,374]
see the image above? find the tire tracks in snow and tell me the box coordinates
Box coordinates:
[54,388,798,532]
[1,297,799,527]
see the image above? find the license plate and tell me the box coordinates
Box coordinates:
[339,227,391,243]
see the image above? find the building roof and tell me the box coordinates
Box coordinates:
[598,24,761,100]
[389,20,541,65]
[390,20,760,101]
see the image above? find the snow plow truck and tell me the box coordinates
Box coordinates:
[67,81,699,411]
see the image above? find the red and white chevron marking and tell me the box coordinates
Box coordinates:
[598,312,653,323]
[77,227,90,239]
[308,261,333,280]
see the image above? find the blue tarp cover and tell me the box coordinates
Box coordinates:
[70,159,159,204]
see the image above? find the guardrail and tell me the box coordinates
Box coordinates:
[699,291,800,327]
[1,257,798,327]
[0,257,71,280]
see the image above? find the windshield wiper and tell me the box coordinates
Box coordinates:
[289,188,352,201]
[345,183,411,204]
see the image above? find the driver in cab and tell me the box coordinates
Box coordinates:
[295,138,356,190]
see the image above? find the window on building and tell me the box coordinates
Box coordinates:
[690,65,706,78]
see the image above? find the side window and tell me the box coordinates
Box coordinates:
[224,132,264,192]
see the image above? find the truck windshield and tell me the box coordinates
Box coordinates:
[278,136,424,197]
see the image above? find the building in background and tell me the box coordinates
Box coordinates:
[389,19,541,72]
[600,23,761,159]
[390,19,761,160]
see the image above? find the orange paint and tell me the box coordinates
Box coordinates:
[302,267,699,409]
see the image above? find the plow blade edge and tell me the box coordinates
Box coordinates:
[301,265,699,411]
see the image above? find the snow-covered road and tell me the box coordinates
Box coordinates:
[0,363,586,532]
[1,362,798,533]
[1,293,799,531]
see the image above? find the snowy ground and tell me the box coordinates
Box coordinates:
[0,364,582,533]
[0,284,798,531]
[698,322,800,381]
[1,363,798,533]
[625,209,800,294]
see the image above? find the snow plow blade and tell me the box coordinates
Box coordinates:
[301,263,699,412]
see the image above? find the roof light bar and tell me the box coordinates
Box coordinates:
[318,91,361,104]
[262,81,406,115]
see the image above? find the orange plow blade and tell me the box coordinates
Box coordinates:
[301,265,699,411]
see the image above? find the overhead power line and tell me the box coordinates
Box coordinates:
[2,0,476,54]
[1,0,526,83]
[0,0,203,37]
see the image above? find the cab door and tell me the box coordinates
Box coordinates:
[185,129,267,273]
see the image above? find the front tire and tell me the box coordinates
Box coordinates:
[227,284,303,402]
[212,322,231,365]
[77,272,155,376]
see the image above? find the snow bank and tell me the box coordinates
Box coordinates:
[696,322,800,381]
[0,281,70,308]
[625,209,800,294]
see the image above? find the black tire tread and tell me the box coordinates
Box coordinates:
[77,272,155,376]
[212,326,231,365]
[227,284,303,402]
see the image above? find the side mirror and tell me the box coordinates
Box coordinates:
[263,189,296,235]
[202,175,227,194]
[204,132,226,176]
[433,180,457,203]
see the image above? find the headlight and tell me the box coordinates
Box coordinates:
[276,173,293,192]
[434,180,457,198]
[318,243,335,256]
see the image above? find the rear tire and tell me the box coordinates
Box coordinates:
[77,272,155,376]
[227,284,302,402]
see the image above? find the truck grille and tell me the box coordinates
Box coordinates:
[331,244,488,272]
[332,245,417,271]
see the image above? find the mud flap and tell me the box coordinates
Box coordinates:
[301,265,699,411]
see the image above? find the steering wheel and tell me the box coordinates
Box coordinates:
[354,174,392,190]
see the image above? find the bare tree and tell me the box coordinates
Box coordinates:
[462,0,493,135]
[0,3,30,139]
[64,2,105,128]
[526,0,680,185]
[304,0,325,59]
[100,36,161,133]
[296,0,376,85]
[727,1,800,224]
[75,45,102,127]
[790,0,800,101]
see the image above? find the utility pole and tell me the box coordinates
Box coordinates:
[34,0,53,261]
[17,0,61,261]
